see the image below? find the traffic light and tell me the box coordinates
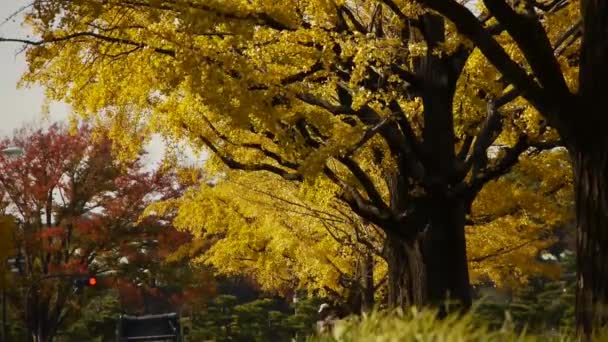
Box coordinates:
[73,275,98,292]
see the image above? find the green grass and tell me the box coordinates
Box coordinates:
[307,308,608,342]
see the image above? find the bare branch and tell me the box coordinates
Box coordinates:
[470,237,543,263]
[389,64,423,89]
[380,0,411,22]
[1,2,33,27]
[296,94,354,114]
[465,137,561,200]
[338,5,367,33]
[182,123,302,181]
[466,207,522,225]
[342,115,394,157]
[415,0,559,126]
[530,0,570,12]
[198,115,299,170]
[281,61,324,85]
[457,134,474,161]
[554,19,583,56]
[482,0,572,101]
[0,32,175,57]
[323,166,392,226]
[464,100,504,178]
[337,156,389,211]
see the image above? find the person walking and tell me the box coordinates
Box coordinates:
[316,303,337,334]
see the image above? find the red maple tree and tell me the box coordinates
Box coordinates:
[0,123,211,342]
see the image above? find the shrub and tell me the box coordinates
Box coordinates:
[308,308,608,342]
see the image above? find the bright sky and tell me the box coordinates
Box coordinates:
[0,1,166,165]
[0,0,69,136]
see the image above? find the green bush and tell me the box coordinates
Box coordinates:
[189,294,324,341]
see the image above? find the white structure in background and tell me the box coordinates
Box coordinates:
[1,146,23,157]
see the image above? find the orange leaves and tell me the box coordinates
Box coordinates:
[39,226,67,252]
[156,228,192,258]
[0,122,201,323]
[39,226,67,239]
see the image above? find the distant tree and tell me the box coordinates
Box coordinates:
[0,123,191,342]
[54,291,121,342]
[190,292,323,342]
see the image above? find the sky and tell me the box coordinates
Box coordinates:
[0,0,165,164]
[0,0,69,136]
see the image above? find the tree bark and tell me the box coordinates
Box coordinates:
[423,198,471,313]
[28,298,58,342]
[574,0,608,336]
[359,252,375,313]
[385,235,426,308]
[384,197,471,312]
[571,145,608,336]
[382,14,471,311]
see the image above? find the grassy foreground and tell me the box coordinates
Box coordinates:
[308,308,607,342]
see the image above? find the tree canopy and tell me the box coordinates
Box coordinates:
[0,123,209,341]
[399,0,607,335]
[1,0,580,310]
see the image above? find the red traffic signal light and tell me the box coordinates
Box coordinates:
[73,275,99,290]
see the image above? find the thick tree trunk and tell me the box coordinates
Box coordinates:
[424,198,471,313]
[385,236,426,308]
[571,145,608,336]
[32,335,54,342]
[381,12,471,315]
[384,198,471,312]
[574,0,608,336]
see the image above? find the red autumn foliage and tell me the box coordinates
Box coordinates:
[0,123,213,341]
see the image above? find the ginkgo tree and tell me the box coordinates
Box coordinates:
[152,148,572,313]
[400,0,605,335]
[2,0,575,310]
[149,167,386,313]
[467,147,573,286]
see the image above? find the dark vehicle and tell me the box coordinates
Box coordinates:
[115,313,191,342]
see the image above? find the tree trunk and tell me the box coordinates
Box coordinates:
[423,198,471,313]
[385,236,426,308]
[384,198,471,312]
[359,252,375,313]
[574,0,608,336]
[32,335,54,342]
[28,301,56,342]
[571,145,608,336]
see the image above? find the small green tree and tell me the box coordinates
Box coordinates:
[55,291,121,342]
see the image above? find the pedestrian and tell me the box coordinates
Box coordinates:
[316,303,337,334]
